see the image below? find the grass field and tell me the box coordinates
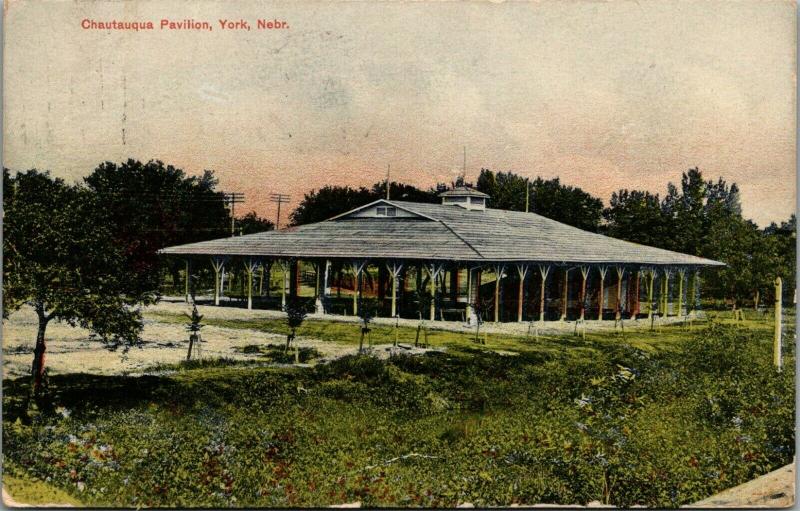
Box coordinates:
[2,305,795,507]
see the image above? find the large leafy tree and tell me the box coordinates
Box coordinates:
[603,190,668,248]
[3,169,153,394]
[237,211,274,235]
[761,215,796,302]
[476,169,603,231]
[84,159,230,295]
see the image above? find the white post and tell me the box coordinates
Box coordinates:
[314,261,324,314]
[210,257,226,306]
[427,263,444,321]
[244,258,259,310]
[277,260,289,309]
[516,264,529,323]
[351,261,366,316]
[774,277,783,371]
[466,267,479,325]
[597,266,608,321]
[387,261,404,318]
[538,264,551,324]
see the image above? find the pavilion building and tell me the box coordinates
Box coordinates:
[160,186,723,324]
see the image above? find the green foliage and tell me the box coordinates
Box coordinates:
[236,211,274,235]
[604,168,795,305]
[475,169,603,231]
[185,304,204,335]
[3,169,149,390]
[84,159,230,299]
[3,322,793,508]
[235,344,321,364]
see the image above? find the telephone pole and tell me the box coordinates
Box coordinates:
[525,178,530,213]
[270,193,290,230]
[224,192,245,236]
[386,164,391,200]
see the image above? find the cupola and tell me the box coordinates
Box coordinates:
[438,186,489,211]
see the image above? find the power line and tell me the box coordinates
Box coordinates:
[225,192,246,236]
[269,193,291,230]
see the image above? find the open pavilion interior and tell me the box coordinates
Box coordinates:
[160,187,723,324]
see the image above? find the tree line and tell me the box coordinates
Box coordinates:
[3,159,795,394]
[293,167,795,308]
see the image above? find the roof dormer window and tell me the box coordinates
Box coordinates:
[377,206,397,217]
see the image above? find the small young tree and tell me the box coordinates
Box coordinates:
[470,297,493,344]
[357,297,379,352]
[284,298,308,361]
[184,303,204,361]
[412,290,431,347]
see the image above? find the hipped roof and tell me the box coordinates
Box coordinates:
[160,200,724,267]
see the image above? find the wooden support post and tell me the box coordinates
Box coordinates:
[258,264,265,296]
[662,269,671,316]
[184,259,190,303]
[647,269,655,319]
[597,266,608,320]
[516,264,529,322]
[560,268,570,321]
[538,265,551,324]
[351,261,366,316]
[314,261,324,314]
[676,269,686,317]
[427,263,445,321]
[451,269,459,303]
[579,266,589,320]
[243,259,259,310]
[466,268,473,321]
[210,257,226,306]
[387,261,404,318]
[774,277,783,371]
[321,259,331,314]
[632,270,641,318]
[493,264,505,323]
[615,267,625,321]
[278,260,289,309]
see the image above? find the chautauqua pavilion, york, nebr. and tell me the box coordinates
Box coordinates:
[161,186,723,325]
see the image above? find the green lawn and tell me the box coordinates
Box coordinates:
[3,467,84,506]
[2,311,794,508]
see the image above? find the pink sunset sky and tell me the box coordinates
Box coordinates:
[3,0,796,227]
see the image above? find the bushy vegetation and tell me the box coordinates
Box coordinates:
[3,320,793,508]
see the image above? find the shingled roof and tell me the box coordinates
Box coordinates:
[160,199,723,267]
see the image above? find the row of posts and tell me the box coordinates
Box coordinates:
[182,257,704,324]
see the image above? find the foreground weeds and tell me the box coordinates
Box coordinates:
[3,323,794,507]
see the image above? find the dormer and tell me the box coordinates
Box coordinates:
[438,186,489,211]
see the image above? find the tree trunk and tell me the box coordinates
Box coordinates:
[187,334,196,361]
[31,305,50,396]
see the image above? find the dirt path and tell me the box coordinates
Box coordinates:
[684,462,795,508]
[1,487,74,508]
[2,304,442,377]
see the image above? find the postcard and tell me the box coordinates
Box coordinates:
[2,0,796,508]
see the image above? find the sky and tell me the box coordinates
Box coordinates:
[3,0,796,227]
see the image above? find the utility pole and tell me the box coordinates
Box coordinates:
[525,178,530,213]
[386,164,391,200]
[270,193,290,230]
[223,192,245,236]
